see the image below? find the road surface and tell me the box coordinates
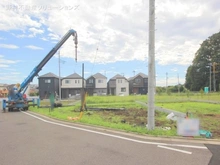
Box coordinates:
[0,111,218,165]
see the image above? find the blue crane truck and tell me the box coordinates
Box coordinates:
[3,29,78,112]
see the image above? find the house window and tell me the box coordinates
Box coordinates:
[98,79,103,83]
[135,79,141,83]
[121,88,126,92]
[45,79,51,83]
[65,80,70,84]
[144,79,148,83]
[118,79,122,83]
[89,79,93,83]
[74,80,80,84]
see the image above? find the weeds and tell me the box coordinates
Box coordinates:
[30,93,220,138]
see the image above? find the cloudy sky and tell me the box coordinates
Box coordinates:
[0,0,220,86]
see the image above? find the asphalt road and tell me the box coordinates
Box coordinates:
[0,111,218,165]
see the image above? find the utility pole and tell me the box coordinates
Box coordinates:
[166,72,168,93]
[81,63,85,111]
[58,50,61,101]
[147,0,155,130]
[210,63,212,92]
[177,73,180,94]
[213,62,216,92]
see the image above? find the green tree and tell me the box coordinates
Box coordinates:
[185,32,220,91]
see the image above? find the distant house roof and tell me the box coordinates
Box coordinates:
[39,72,59,78]
[109,74,127,80]
[127,77,134,81]
[129,72,148,80]
[87,73,107,80]
[0,83,8,87]
[137,72,148,78]
[63,73,82,79]
[6,84,15,90]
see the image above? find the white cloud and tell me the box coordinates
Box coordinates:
[1,0,220,69]
[0,56,20,68]
[25,45,43,50]
[29,27,44,35]
[48,33,60,40]
[11,72,20,75]
[0,44,19,49]
[12,28,44,38]
[13,34,34,38]
[0,64,9,68]
[0,4,41,31]
[40,37,48,41]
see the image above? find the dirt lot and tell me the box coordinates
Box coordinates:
[94,108,176,129]
[90,108,220,139]
[198,113,220,139]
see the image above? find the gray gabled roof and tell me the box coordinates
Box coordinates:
[63,73,82,79]
[129,72,148,80]
[93,73,107,79]
[39,72,59,78]
[128,77,134,81]
[137,72,148,78]
[109,74,127,80]
[86,73,107,80]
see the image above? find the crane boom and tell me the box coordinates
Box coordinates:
[18,29,78,93]
[3,29,78,112]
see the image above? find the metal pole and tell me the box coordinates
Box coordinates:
[213,62,216,92]
[177,73,180,94]
[82,63,84,90]
[210,63,211,92]
[147,0,155,130]
[166,72,168,93]
[81,63,84,111]
[59,50,61,100]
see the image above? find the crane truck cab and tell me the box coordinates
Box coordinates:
[3,29,78,112]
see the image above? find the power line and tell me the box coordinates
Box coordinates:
[91,0,110,75]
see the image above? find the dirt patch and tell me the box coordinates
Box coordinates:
[95,108,174,128]
[204,114,215,117]
[197,114,220,138]
[101,108,147,126]
[94,109,220,139]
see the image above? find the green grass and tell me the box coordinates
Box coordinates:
[156,102,220,114]
[30,105,176,136]
[86,95,147,103]
[30,93,220,139]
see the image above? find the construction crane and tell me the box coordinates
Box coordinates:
[3,29,78,112]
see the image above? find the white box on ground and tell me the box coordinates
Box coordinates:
[177,118,200,136]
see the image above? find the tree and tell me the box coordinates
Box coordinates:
[185,31,220,91]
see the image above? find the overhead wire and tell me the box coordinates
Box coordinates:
[90,0,111,75]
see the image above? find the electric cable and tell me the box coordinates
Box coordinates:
[90,0,111,75]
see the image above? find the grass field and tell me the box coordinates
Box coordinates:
[30,93,220,139]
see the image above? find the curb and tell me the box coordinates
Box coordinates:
[26,111,220,145]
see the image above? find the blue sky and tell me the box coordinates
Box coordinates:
[1,0,220,86]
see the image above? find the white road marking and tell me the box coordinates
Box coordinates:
[22,111,207,150]
[158,145,192,154]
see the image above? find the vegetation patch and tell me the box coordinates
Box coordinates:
[31,94,220,139]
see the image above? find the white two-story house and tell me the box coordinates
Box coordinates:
[61,73,86,99]
[108,74,129,96]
